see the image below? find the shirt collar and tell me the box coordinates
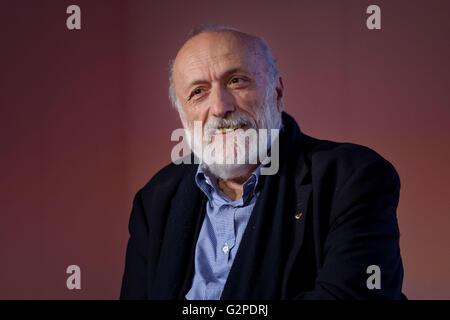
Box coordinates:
[195,164,263,206]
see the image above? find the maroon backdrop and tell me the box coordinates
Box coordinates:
[1,0,449,299]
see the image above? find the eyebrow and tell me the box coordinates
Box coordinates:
[184,67,249,95]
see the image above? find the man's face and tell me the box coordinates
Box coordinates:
[172,31,282,179]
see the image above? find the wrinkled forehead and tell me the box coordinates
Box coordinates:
[173,31,267,84]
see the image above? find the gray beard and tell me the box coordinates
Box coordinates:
[190,106,281,180]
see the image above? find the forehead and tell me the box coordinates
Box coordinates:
[173,32,265,83]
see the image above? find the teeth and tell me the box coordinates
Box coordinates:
[215,127,238,134]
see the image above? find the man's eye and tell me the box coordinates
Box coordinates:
[191,88,203,98]
[229,77,249,86]
[230,77,243,84]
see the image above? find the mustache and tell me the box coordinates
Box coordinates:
[203,113,257,141]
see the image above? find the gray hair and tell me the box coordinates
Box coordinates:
[168,24,279,111]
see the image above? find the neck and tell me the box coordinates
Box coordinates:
[216,165,257,201]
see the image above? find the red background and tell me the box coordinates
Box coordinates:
[1,0,449,299]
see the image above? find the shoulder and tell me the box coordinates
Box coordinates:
[139,156,197,199]
[300,134,399,187]
[298,134,401,231]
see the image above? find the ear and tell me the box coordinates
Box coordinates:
[275,76,284,112]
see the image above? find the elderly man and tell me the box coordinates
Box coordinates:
[120,25,405,300]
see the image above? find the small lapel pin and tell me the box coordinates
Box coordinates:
[295,212,303,220]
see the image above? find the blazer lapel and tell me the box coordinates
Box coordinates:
[149,163,206,299]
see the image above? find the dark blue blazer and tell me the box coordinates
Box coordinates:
[120,112,406,300]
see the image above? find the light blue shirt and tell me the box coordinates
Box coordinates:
[185,165,262,300]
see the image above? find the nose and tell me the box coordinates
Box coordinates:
[210,85,235,118]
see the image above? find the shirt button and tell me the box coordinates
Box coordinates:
[222,244,229,254]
